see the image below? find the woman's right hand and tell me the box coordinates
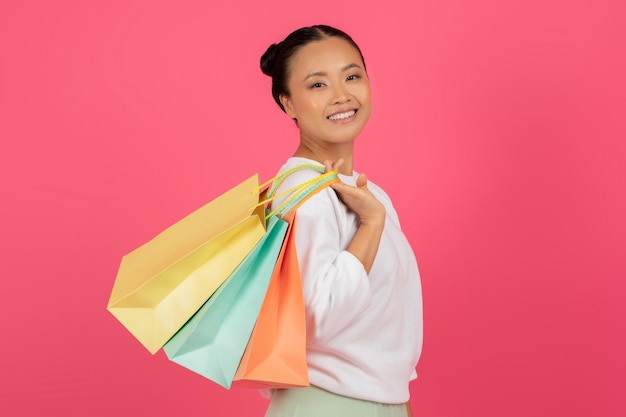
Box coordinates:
[324,159,386,227]
[323,159,385,274]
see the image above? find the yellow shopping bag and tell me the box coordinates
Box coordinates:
[107,174,267,354]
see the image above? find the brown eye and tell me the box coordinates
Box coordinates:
[346,74,360,81]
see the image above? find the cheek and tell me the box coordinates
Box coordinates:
[360,83,372,102]
[349,82,371,104]
[295,94,325,115]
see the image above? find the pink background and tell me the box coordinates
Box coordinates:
[1,0,624,416]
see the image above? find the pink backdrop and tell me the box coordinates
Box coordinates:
[1,0,624,416]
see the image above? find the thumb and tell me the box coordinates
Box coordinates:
[356,173,368,189]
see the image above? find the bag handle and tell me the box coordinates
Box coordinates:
[268,171,339,219]
[250,164,339,220]
[263,164,325,199]
[255,164,325,203]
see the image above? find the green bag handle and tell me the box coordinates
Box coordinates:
[251,164,339,220]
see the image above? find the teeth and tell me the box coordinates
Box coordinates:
[328,110,356,120]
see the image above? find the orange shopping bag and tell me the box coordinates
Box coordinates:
[232,206,309,388]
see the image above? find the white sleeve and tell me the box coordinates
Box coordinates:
[292,188,373,343]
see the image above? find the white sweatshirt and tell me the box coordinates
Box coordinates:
[271,157,423,404]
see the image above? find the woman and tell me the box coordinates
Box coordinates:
[261,25,423,417]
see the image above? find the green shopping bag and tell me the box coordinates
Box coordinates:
[162,215,288,388]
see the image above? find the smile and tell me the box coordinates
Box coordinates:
[328,110,356,121]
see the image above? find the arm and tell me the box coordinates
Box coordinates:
[323,160,386,274]
[270,161,386,341]
[345,219,383,274]
[291,191,373,340]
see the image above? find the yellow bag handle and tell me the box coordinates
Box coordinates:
[265,171,339,219]
[250,164,339,220]
[257,164,324,194]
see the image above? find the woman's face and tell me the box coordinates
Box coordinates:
[280,37,372,147]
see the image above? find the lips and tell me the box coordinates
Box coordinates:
[327,109,357,121]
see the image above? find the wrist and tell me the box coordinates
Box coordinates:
[359,215,385,229]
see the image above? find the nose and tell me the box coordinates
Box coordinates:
[332,84,351,104]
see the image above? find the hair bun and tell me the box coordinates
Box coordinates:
[260,43,281,76]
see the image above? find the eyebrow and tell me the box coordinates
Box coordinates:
[303,63,363,81]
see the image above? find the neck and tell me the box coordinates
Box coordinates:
[293,141,355,176]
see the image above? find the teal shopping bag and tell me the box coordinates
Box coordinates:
[162,215,289,388]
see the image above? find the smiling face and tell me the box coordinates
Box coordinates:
[279,36,372,149]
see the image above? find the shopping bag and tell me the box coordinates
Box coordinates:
[162,214,288,388]
[107,175,267,354]
[232,210,309,389]
[163,166,338,388]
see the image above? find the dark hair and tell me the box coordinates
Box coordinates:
[260,25,367,112]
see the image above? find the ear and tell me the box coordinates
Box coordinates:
[279,94,297,119]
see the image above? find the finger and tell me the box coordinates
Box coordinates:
[333,158,345,172]
[331,180,350,193]
[323,160,334,173]
[331,181,360,203]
